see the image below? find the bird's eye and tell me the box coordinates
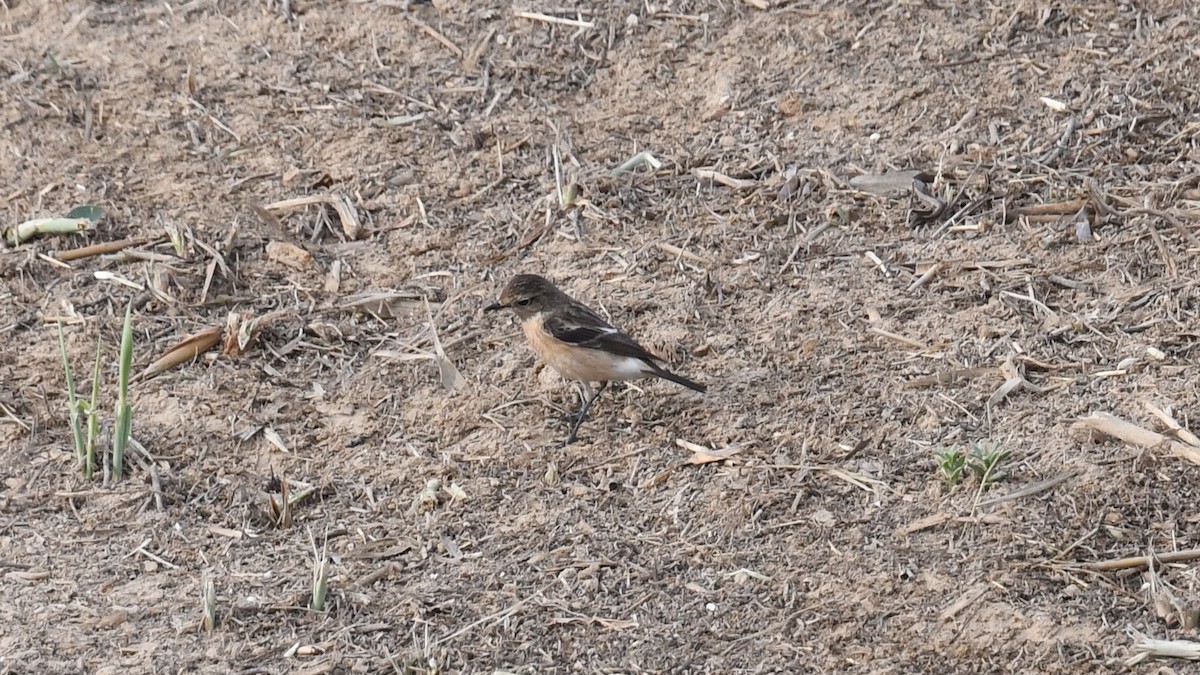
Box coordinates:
[516,298,532,306]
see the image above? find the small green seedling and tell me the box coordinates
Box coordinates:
[57,325,86,470]
[85,343,101,479]
[969,442,1012,489]
[202,577,217,633]
[935,442,1012,492]
[57,300,137,483]
[111,303,134,482]
[310,532,330,612]
[935,445,968,488]
[164,222,186,257]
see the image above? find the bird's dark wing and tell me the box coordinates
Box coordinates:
[543,303,661,363]
[543,300,708,393]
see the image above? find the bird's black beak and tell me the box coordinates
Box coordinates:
[484,302,505,312]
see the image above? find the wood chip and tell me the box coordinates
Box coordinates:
[940,583,991,621]
[894,513,951,537]
[266,240,314,270]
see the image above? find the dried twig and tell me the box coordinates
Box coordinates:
[56,238,142,262]
[656,242,712,266]
[907,261,941,291]
[264,194,360,240]
[1143,401,1200,448]
[1085,548,1200,572]
[515,10,594,29]
[1071,412,1200,467]
[867,327,928,350]
[976,470,1079,508]
[407,14,462,57]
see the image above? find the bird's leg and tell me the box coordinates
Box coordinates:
[564,381,608,446]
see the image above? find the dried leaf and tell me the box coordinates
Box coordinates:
[331,194,361,240]
[221,312,243,356]
[263,426,289,453]
[223,310,284,356]
[437,357,463,390]
[849,170,927,195]
[142,326,222,378]
[424,297,462,391]
[444,482,467,502]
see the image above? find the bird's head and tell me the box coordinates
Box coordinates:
[484,274,561,320]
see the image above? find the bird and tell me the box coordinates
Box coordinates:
[485,273,706,445]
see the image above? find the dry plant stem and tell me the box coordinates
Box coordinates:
[867,326,928,350]
[1071,412,1200,467]
[1144,218,1176,276]
[976,470,1079,508]
[694,168,755,190]
[515,10,594,28]
[0,401,29,431]
[940,583,990,621]
[263,194,360,240]
[552,143,566,208]
[1037,116,1078,164]
[1015,200,1088,217]
[1129,637,1200,663]
[907,262,941,291]
[406,14,462,57]
[1086,548,1200,572]
[56,238,140,262]
[655,242,712,266]
[1089,179,1200,248]
[57,324,86,468]
[1143,401,1200,447]
[969,454,1001,515]
[1126,206,1200,250]
[612,151,661,176]
[985,376,1026,422]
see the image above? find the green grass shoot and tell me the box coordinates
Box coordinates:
[311,533,330,612]
[111,301,134,482]
[85,343,102,480]
[57,324,86,469]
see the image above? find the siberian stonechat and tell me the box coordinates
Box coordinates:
[485,274,707,445]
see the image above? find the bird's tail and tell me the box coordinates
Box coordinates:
[648,364,707,393]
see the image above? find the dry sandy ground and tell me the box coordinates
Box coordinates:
[3,0,1200,672]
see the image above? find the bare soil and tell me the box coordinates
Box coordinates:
[3,1,1200,672]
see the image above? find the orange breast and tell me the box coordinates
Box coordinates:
[522,314,649,383]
